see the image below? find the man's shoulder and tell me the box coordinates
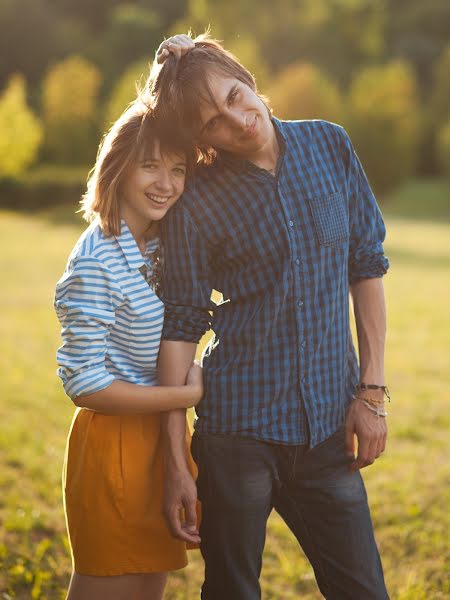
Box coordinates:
[279,118,346,143]
[177,160,228,209]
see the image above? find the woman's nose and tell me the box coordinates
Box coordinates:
[154,170,172,191]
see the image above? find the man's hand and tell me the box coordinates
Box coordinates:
[345,398,388,471]
[164,466,200,544]
[156,34,195,64]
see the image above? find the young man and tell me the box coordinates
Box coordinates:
[154,34,390,599]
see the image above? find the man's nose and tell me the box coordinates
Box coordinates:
[227,110,247,130]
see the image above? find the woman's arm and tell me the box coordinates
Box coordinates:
[55,254,202,414]
[158,340,201,544]
[74,364,202,414]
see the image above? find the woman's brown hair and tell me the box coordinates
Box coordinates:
[81,100,198,236]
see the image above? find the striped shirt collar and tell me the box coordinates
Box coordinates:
[115,219,159,272]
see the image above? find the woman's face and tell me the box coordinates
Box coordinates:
[121,140,187,227]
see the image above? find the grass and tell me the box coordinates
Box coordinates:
[0,178,449,598]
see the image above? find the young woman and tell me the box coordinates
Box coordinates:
[54,100,201,600]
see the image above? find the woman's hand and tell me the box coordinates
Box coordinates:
[185,361,203,406]
[156,34,195,64]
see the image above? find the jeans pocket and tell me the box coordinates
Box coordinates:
[303,426,349,477]
[307,192,349,247]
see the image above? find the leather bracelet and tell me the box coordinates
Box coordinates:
[357,383,390,401]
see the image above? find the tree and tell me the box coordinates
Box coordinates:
[429,43,450,171]
[101,4,162,80]
[42,55,102,165]
[346,61,420,194]
[437,119,450,179]
[0,74,43,179]
[0,0,60,88]
[268,62,342,123]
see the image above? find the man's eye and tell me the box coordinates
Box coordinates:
[207,117,220,131]
[229,89,239,103]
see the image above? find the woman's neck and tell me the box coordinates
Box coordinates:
[121,213,157,256]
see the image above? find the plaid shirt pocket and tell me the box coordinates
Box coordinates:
[307,192,349,247]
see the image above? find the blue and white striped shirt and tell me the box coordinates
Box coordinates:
[55,220,163,400]
[161,119,389,447]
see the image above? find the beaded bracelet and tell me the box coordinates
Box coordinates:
[353,396,388,418]
[354,394,386,407]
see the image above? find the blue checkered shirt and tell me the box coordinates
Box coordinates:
[161,119,389,447]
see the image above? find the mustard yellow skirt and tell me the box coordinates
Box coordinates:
[62,408,197,576]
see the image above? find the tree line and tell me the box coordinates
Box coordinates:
[1,0,450,196]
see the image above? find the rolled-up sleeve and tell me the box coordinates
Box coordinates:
[339,128,390,283]
[54,255,123,400]
[161,201,214,343]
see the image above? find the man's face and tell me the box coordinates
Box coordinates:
[196,75,273,158]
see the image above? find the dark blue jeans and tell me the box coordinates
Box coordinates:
[191,427,389,600]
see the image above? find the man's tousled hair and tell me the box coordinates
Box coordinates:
[146,32,271,163]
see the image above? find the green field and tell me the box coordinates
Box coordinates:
[1,179,449,599]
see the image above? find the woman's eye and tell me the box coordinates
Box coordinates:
[142,163,157,170]
[173,167,186,176]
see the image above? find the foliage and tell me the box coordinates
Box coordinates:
[1,182,450,596]
[104,58,150,127]
[437,120,450,180]
[345,61,420,194]
[0,164,88,210]
[0,75,43,179]
[172,0,385,83]
[385,0,450,90]
[0,0,61,87]
[268,61,342,123]
[0,0,449,176]
[100,4,161,80]
[430,43,450,126]
[42,55,102,165]
[226,37,271,93]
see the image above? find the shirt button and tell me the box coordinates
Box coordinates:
[302,375,308,383]
[301,340,307,348]
[297,300,304,307]
[288,219,294,227]
[295,258,301,266]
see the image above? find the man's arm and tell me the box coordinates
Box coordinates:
[158,340,201,544]
[346,277,387,470]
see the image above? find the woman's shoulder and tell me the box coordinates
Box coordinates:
[55,226,124,309]
[67,220,114,264]
[57,221,122,292]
